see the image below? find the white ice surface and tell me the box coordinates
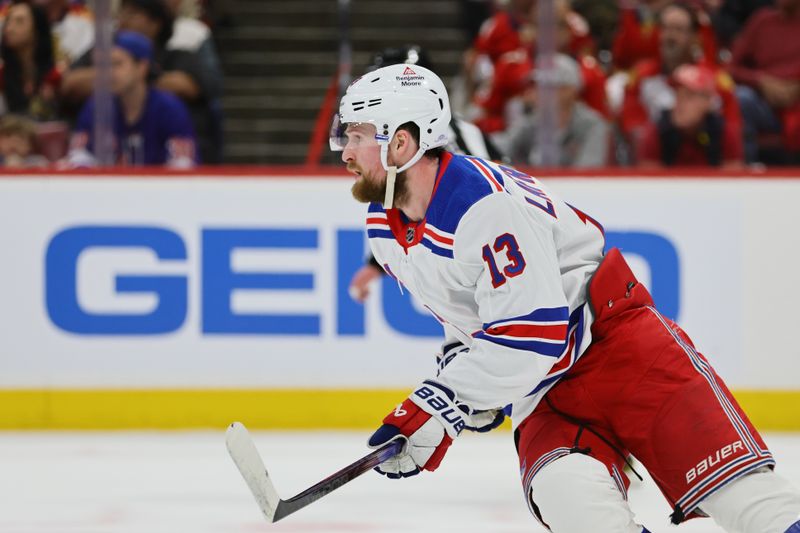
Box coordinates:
[1,431,798,533]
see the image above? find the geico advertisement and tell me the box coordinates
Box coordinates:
[1,176,798,388]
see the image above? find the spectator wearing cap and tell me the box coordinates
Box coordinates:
[0,0,61,121]
[637,64,744,167]
[619,2,740,153]
[67,30,197,167]
[506,54,609,167]
[729,0,800,162]
[61,0,222,163]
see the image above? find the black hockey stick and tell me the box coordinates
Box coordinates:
[225,422,404,523]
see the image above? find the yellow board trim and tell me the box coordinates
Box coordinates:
[0,389,798,430]
[0,389,409,430]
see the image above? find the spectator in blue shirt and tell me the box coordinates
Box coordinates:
[67,30,197,167]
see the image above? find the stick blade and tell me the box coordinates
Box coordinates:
[226,421,282,522]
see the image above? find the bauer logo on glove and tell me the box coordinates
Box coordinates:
[367,380,469,478]
[413,384,467,435]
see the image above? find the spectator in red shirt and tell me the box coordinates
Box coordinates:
[463,0,533,105]
[619,2,740,150]
[473,0,606,134]
[612,0,719,70]
[471,0,534,66]
[613,0,671,70]
[730,0,800,161]
[0,0,61,121]
[469,0,595,65]
[711,0,774,48]
[464,0,596,110]
[637,64,744,166]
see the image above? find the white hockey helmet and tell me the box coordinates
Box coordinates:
[330,64,452,207]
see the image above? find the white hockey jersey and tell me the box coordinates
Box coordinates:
[366,152,607,428]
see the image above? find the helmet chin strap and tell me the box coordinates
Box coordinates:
[380,144,426,210]
[383,165,397,209]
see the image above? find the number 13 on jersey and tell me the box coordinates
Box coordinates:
[481,233,526,288]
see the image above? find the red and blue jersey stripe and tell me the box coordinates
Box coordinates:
[473,306,570,357]
[528,304,587,395]
[473,304,588,396]
[420,224,455,258]
[366,204,393,240]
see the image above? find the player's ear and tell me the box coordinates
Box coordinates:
[392,128,415,158]
[392,129,406,152]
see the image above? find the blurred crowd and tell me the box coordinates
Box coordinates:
[453,0,800,168]
[1,0,799,170]
[0,0,222,169]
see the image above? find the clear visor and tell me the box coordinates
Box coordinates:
[329,113,347,151]
[329,116,387,152]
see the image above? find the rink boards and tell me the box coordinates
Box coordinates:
[1,170,799,430]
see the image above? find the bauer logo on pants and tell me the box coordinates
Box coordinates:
[685,440,744,484]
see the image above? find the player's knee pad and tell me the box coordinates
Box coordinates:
[699,467,800,533]
[527,453,643,533]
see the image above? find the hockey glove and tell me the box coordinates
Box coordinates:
[368,380,468,479]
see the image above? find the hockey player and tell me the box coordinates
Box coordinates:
[348,45,503,303]
[330,63,800,532]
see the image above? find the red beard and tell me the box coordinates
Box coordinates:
[350,168,407,205]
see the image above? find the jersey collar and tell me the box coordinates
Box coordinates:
[385,151,453,253]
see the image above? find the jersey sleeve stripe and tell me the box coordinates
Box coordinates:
[474,306,570,358]
[474,307,569,357]
[485,323,569,342]
[526,304,588,395]
[473,331,567,357]
[484,306,569,327]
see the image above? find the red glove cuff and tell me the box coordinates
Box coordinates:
[383,398,429,435]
